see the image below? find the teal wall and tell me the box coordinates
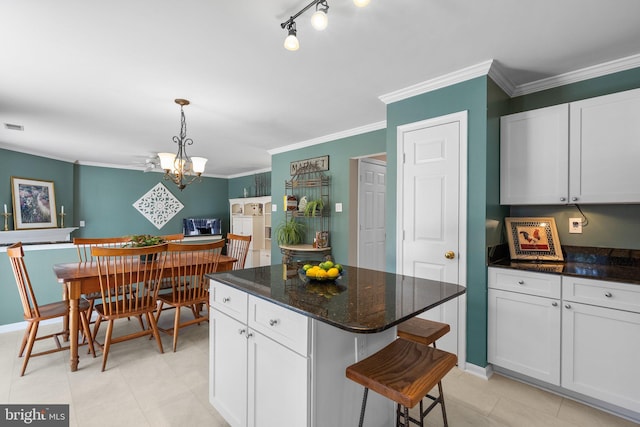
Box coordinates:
[386,77,491,367]
[270,129,386,264]
[505,67,640,250]
[1,149,74,227]
[0,149,230,325]
[228,172,271,199]
[73,164,229,238]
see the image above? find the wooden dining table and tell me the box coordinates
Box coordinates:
[53,253,236,372]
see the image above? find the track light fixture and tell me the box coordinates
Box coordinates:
[282,0,372,51]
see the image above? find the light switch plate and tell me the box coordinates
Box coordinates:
[335,202,343,213]
[272,204,277,212]
[569,217,582,233]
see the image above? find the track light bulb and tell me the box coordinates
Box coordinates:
[284,33,299,51]
[353,0,370,7]
[311,10,328,31]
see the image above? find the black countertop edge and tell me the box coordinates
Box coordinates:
[488,243,640,285]
[207,267,466,334]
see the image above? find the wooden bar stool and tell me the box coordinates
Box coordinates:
[397,317,450,347]
[346,338,457,427]
[397,317,451,425]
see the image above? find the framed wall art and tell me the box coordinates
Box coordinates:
[505,217,564,261]
[11,177,58,229]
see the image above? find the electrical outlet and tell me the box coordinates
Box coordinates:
[271,204,277,212]
[335,203,343,213]
[569,218,582,234]
[79,220,85,227]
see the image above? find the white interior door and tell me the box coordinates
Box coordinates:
[397,111,467,362]
[357,158,386,270]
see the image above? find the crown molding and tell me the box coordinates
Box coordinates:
[378,60,495,104]
[512,52,640,97]
[226,167,272,179]
[267,120,387,155]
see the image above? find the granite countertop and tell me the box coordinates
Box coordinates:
[488,244,640,285]
[207,263,466,334]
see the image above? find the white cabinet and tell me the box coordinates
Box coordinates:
[209,280,310,427]
[209,280,396,427]
[500,87,640,205]
[229,196,271,267]
[561,277,640,412]
[489,267,640,414]
[488,268,561,384]
[569,88,640,203]
[500,104,569,205]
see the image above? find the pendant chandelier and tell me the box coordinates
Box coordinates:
[158,99,208,191]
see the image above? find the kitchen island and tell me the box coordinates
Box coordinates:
[207,263,465,427]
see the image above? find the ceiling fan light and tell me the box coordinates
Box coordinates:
[311,10,328,31]
[353,0,370,7]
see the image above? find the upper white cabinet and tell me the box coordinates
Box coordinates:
[501,87,640,205]
[569,88,640,203]
[500,104,569,205]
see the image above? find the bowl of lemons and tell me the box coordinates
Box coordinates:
[301,261,343,282]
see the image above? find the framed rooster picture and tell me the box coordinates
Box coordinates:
[11,177,58,230]
[505,217,563,261]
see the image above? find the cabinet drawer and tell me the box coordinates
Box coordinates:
[488,267,561,298]
[562,277,640,313]
[249,295,309,356]
[210,280,248,321]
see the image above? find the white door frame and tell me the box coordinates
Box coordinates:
[395,110,468,369]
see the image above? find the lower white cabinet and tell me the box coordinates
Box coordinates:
[488,288,560,385]
[209,279,396,427]
[488,267,640,414]
[210,281,310,427]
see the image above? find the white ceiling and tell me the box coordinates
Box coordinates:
[2,0,640,178]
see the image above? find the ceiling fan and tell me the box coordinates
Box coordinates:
[130,154,161,173]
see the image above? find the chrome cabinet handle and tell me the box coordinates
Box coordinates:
[246,332,254,339]
[269,319,279,326]
[552,302,558,307]
[517,280,524,285]
[605,292,612,298]
[222,297,230,303]
[565,304,571,309]
[572,197,578,202]
[560,197,566,202]
[238,328,246,335]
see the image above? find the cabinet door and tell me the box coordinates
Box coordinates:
[562,301,640,412]
[210,310,248,427]
[247,331,309,427]
[488,289,561,384]
[569,88,640,203]
[500,104,569,205]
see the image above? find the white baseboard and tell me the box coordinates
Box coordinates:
[463,362,494,380]
[0,318,62,334]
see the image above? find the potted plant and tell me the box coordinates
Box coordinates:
[303,199,324,217]
[274,218,305,245]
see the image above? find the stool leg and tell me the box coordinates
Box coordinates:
[438,381,449,427]
[404,406,409,427]
[419,400,425,427]
[358,388,369,427]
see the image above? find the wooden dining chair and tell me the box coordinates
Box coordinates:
[226,233,252,270]
[91,244,168,371]
[7,242,95,376]
[155,240,224,351]
[159,233,185,243]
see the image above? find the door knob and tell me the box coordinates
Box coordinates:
[444,251,455,259]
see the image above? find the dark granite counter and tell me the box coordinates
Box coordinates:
[207,263,466,333]
[488,244,640,285]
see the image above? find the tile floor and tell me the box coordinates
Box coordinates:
[1,314,638,427]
